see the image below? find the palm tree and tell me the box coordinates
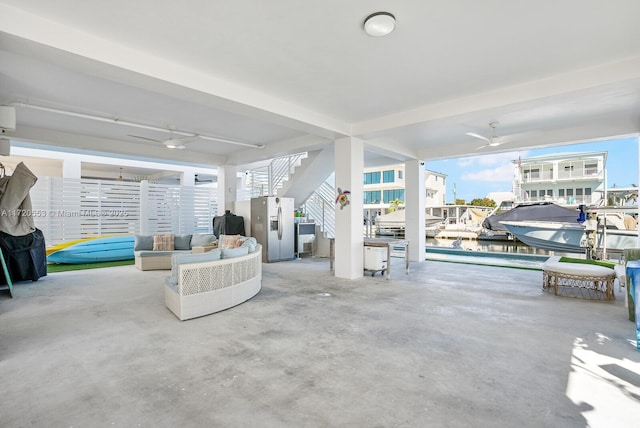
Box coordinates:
[388,198,403,213]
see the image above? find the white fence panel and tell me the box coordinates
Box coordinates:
[30,177,217,246]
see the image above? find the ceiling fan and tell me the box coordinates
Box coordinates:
[466,122,506,149]
[128,132,199,150]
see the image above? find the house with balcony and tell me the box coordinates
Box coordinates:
[362,164,447,213]
[513,151,606,206]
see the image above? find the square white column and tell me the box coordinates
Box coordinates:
[334,137,364,279]
[62,158,82,178]
[217,165,237,215]
[405,159,425,263]
[181,168,195,187]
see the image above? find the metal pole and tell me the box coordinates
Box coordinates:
[453,182,456,203]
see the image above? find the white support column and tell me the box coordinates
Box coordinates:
[405,159,425,263]
[140,180,149,235]
[62,158,81,178]
[637,136,640,247]
[181,168,195,187]
[334,137,364,279]
[217,165,237,215]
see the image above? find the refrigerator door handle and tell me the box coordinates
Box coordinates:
[277,205,283,240]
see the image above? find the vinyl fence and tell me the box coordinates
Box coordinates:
[29,177,217,245]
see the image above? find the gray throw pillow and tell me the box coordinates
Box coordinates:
[191,233,216,247]
[238,236,257,253]
[134,235,154,251]
[174,234,192,250]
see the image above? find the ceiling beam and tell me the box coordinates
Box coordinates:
[352,57,640,137]
[0,4,351,140]
[9,125,228,166]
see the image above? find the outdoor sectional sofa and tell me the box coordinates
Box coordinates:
[134,233,217,271]
[164,242,262,321]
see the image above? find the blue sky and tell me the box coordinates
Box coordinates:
[425,136,639,203]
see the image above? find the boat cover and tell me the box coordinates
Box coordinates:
[0,161,37,236]
[483,202,580,231]
[0,228,47,285]
[213,211,246,237]
[0,162,47,284]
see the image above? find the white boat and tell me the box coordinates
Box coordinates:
[375,209,443,236]
[500,220,639,254]
[426,206,494,239]
[434,224,482,240]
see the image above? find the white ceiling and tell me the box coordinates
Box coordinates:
[1,0,639,171]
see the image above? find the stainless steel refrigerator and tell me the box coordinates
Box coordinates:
[251,196,295,263]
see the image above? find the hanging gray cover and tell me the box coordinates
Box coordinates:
[0,161,37,236]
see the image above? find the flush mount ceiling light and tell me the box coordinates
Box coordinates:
[363,12,396,37]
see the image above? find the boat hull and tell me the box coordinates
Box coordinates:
[500,221,638,254]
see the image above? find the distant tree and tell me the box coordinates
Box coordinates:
[454,198,466,205]
[469,198,497,207]
[388,198,403,213]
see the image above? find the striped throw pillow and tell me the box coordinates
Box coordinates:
[153,233,175,251]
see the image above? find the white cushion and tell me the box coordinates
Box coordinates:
[221,246,250,259]
[542,261,614,277]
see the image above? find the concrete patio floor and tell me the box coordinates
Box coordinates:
[1,256,639,427]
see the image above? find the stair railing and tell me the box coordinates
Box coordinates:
[244,152,306,197]
[303,180,336,238]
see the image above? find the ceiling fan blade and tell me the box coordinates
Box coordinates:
[194,175,213,183]
[128,134,163,143]
[174,134,199,141]
[466,132,491,143]
[164,134,199,149]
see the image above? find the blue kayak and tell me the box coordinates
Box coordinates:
[47,235,135,264]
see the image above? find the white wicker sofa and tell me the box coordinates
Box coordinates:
[164,242,262,321]
[134,233,217,271]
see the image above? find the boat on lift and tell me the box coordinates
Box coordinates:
[500,206,638,255]
[375,209,443,237]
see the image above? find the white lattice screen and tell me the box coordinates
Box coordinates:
[30,178,217,245]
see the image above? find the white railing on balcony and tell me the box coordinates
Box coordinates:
[29,177,217,245]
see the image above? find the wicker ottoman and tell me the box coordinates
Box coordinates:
[541,256,616,301]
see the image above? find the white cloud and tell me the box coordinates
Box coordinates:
[457,150,525,167]
[461,162,516,182]
[457,157,475,167]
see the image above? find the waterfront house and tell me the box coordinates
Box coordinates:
[514,151,606,206]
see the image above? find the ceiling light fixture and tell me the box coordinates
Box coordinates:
[11,102,265,149]
[363,12,396,37]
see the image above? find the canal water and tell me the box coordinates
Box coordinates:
[426,237,552,256]
[420,238,552,269]
[377,232,599,268]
